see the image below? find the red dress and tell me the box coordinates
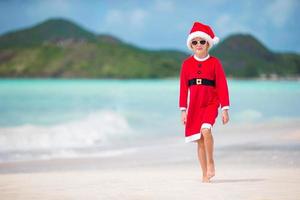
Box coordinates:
[179,55,230,143]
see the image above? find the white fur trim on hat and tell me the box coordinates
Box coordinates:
[212,36,219,44]
[187,31,219,51]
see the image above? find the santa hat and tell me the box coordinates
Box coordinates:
[186,22,219,51]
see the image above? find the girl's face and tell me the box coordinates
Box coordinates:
[190,37,209,54]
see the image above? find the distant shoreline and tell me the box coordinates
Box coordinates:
[0,76,300,81]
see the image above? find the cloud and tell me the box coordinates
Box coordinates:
[154,0,175,12]
[214,14,250,36]
[104,8,148,31]
[130,9,148,27]
[25,0,72,18]
[0,0,299,52]
[265,0,298,28]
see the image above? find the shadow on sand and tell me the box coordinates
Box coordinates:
[212,178,265,183]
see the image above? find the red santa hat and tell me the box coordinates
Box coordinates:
[186,22,219,51]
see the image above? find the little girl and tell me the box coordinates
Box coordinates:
[179,21,230,183]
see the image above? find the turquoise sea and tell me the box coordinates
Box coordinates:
[0,78,300,162]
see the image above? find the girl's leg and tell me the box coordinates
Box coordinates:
[201,128,215,180]
[197,135,209,182]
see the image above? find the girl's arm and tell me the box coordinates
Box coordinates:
[179,62,188,111]
[215,60,230,124]
[215,59,230,110]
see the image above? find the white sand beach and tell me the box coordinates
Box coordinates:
[0,119,300,200]
[0,161,299,200]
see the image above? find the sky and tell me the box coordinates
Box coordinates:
[0,0,299,53]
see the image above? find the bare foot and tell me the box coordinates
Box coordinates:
[202,176,210,183]
[207,162,215,180]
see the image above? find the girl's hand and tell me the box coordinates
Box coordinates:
[181,110,187,125]
[222,109,229,124]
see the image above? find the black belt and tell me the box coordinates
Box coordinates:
[188,78,215,87]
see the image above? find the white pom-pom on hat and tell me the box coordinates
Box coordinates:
[212,36,219,45]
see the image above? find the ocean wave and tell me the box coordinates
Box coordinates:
[0,110,132,152]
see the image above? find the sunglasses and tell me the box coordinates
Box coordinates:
[191,40,207,46]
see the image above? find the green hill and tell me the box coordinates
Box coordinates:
[0,18,187,78]
[0,18,299,79]
[211,34,300,78]
[0,18,96,48]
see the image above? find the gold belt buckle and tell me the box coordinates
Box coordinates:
[196,78,202,85]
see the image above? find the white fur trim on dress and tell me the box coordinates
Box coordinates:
[201,123,212,129]
[221,106,229,110]
[185,123,212,143]
[180,107,187,111]
[186,31,219,51]
[185,123,213,143]
[193,54,210,61]
[185,133,201,143]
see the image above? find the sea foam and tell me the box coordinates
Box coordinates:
[0,110,132,152]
